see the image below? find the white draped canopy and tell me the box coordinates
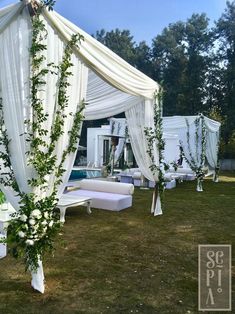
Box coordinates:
[163,116,221,173]
[0,1,161,293]
[0,1,161,202]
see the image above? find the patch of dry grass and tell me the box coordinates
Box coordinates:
[0,171,234,313]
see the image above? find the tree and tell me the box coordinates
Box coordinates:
[135,41,153,77]
[183,14,213,114]
[215,1,235,145]
[152,15,213,116]
[94,28,136,65]
[152,21,187,115]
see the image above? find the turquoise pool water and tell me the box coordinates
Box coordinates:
[69,169,101,180]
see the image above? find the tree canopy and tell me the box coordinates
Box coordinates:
[93,1,235,157]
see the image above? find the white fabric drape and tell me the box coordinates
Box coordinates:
[126,101,162,216]
[84,70,141,120]
[114,138,125,164]
[163,116,220,171]
[42,9,159,99]
[0,2,23,34]
[0,8,88,293]
[204,117,220,181]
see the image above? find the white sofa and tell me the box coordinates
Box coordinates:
[66,179,134,211]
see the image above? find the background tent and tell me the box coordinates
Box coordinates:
[0,1,161,292]
[163,115,221,181]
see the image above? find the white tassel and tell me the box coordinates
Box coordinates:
[31,258,45,293]
[154,195,163,216]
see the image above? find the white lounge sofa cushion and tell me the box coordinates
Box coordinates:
[80,179,134,195]
[132,172,142,179]
[68,189,132,211]
[174,168,194,174]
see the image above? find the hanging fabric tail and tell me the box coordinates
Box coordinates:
[196,177,203,192]
[150,188,156,214]
[154,194,162,216]
[213,169,219,183]
[30,258,45,293]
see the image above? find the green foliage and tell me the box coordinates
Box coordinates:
[94,3,235,158]
[152,14,213,116]
[215,1,235,148]
[95,29,136,66]
[0,190,6,205]
[180,114,207,185]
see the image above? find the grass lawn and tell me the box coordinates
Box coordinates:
[0,172,234,314]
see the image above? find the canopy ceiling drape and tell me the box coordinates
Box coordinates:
[0,1,161,293]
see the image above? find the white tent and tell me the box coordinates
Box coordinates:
[0,1,161,292]
[163,115,221,182]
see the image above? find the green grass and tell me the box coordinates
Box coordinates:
[0,172,234,314]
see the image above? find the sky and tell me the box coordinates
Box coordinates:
[0,0,229,44]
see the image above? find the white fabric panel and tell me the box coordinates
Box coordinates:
[85,70,141,120]
[204,117,220,169]
[114,138,125,164]
[42,9,159,99]
[0,7,32,194]
[80,179,134,195]
[38,19,88,197]
[206,131,219,169]
[31,259,45,294]
[0,2,23,34]
[125,101,159,182]
[163,133,180,163]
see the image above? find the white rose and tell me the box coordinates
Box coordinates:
[26,239,34,246]
[20,214,27,222]
[18,231,25,238]
[44,212,49,219]
[31,209,42,219]
[49,220,54,228]
[41,220,47,226]
[29,218,36,226]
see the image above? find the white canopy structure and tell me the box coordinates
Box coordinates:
[163,115,221,181]
[0,1,161,292]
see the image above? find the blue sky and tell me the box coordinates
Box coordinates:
[0,0,229,44]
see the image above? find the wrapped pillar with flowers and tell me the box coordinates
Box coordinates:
[0,0,86,293]
[144,88,165,216]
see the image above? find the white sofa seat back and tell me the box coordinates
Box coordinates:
[80,179,134,195]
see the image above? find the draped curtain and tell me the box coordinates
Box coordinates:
[0,7,88,293]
